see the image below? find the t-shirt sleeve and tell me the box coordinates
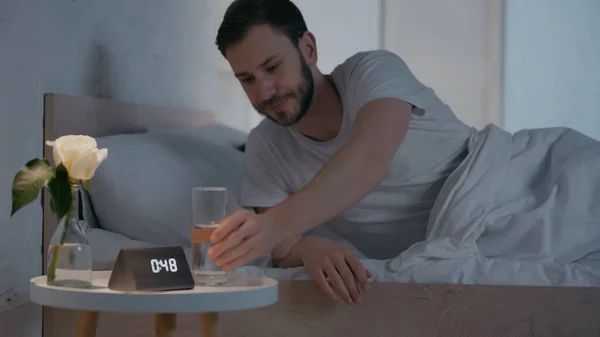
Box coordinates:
[240,131,290,209]
[344,49,429,114]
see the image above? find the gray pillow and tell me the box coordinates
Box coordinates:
[84,129,245,247]
[152,123,248,149]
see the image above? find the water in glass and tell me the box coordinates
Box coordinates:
[191,187,228,285]
[47,242,93,288]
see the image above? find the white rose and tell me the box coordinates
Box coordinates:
[45,135,108,180]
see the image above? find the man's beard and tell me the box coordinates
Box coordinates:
[255,55,314,127]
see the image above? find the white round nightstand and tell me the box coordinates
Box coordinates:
[30,270,278,337]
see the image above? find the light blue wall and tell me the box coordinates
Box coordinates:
[0,1,220,336]
[503,0,600,140]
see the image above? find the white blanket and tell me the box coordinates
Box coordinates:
[235,124,600,286]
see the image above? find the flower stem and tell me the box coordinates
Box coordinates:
[47,180,77,282]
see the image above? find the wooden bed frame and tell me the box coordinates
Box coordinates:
[41,93,600,337]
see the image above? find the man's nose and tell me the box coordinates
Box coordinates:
[256,79,276,102]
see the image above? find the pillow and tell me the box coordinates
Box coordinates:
[84,128,245,247]
[150,123,248,150]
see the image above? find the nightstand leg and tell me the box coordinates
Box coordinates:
[75,311,99,337]
[199,312,219,337]
[155,313,177,337]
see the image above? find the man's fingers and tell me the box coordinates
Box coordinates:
[322,261,352,305]
[210,210,250,243]
[331,255,361,304]
[209,217,262,259]
[221,247,261,272]
[310,267,339,301]
[214,237,253,267]
[344,253,370,290]
[207,230,243,260]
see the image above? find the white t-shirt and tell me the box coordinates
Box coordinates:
[240,49,475,259]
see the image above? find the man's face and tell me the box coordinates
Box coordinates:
[225,25,314,127]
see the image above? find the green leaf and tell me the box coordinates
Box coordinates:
[47,164,72,222]
[11,159,55,217]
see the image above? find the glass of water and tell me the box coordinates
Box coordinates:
[191,187,228,285]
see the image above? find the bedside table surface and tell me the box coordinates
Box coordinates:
[30,270,278,313]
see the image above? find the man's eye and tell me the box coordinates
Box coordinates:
[240,77,254,84]
[266,64,279,72]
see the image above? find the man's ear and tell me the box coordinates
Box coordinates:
[298,31,318,67]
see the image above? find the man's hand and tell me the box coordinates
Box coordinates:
[294,236,372,305]
[207,209,282,271]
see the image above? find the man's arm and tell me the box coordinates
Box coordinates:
[210,98,413,265]
[265,98,412,240]
[256,206,303,266]
[210,51,420,270]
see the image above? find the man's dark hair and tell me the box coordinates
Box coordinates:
[215,0,308,57]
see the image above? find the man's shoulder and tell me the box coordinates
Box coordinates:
[333,49,404,73]
[347,49,401,61]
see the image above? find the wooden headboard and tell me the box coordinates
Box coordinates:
[41,93,216,272]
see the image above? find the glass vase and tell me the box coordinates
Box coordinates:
[46,182,93,288]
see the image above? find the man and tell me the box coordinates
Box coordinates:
[207,0,475,305]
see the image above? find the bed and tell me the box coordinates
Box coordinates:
[41,93,600,337]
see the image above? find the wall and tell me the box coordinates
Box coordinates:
[503,0,600,139]
[0,1,221,336]
[382,0,503,130]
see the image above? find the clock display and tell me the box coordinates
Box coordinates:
[108,246,195,291]
[150,258,178,273]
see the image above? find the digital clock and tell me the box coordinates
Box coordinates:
[150,258,179,273]
[108,246,195,291]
